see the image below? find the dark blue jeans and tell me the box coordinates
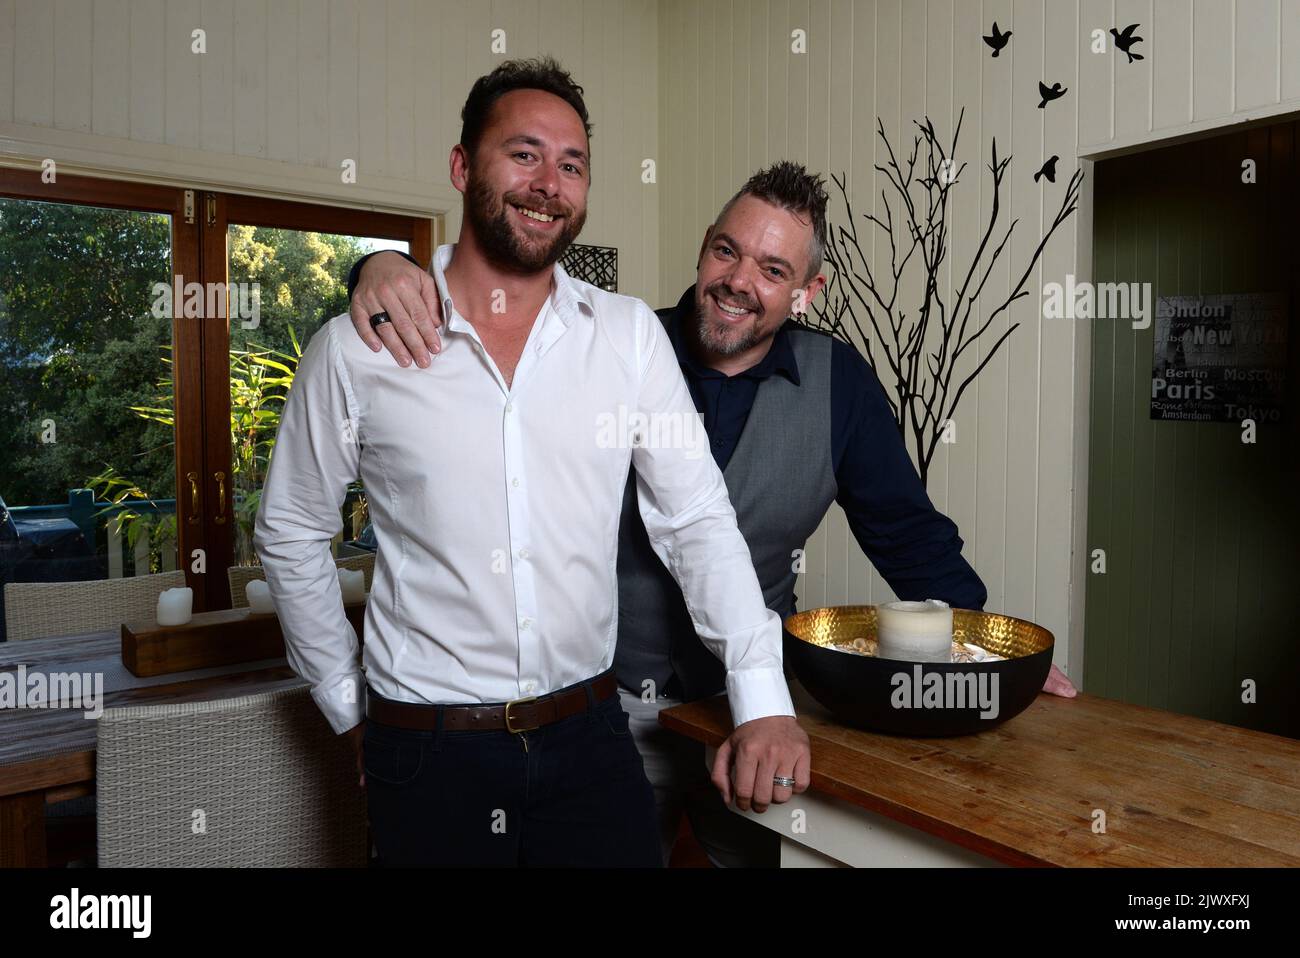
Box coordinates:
[363,679,662,867]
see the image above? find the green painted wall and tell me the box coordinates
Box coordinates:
[1086,118,1300,739]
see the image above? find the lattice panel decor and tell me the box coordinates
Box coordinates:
[561,243,618,292]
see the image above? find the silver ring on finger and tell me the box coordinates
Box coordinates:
[773,775,796,788]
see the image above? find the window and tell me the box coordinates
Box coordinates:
[0,170,433,636]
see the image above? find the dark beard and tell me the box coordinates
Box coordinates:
[464,172,586,273]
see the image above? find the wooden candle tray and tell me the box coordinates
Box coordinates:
[121,602,366,677]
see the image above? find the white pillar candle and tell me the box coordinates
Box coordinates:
[875,599,953,662]
[338,568,366,603]
[156,586,193,626]
[245,579,276,615]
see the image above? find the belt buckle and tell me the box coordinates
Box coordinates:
[504,695,539,734]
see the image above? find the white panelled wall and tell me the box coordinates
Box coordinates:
[658,0,1300,681]
[0,0,661,303]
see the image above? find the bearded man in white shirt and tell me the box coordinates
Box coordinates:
[253,57,810,867]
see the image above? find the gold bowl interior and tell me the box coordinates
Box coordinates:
[785,605,1054,660]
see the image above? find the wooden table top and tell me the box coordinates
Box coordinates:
[0,631,301,798]
[659,684,1300,867]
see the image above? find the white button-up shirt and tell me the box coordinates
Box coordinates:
[253,243,794,735]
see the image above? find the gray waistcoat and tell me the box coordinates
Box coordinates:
[614,323,837,702]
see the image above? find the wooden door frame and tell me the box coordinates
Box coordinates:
[200,191,433,609]
[0,170,435,614]
[0,169,206,602]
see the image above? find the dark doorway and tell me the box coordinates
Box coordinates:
[1086,116,1299,738]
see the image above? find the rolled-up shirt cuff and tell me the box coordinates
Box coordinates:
[311,669,367,735]
[725,667,796,727]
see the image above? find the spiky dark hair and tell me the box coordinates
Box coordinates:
[717,161,829,280]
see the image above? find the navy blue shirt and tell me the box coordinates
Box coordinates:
[661,285,986,612]
[347,255,987,610]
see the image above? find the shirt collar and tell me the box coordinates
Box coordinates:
[429,243,596,336]
[666,285,801,385]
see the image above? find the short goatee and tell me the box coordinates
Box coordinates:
[692,290,764,356]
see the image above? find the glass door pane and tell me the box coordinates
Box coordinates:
[0,195,183,640]
[222,227,409,605]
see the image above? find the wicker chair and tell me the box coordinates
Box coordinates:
[228,554,375,608]
[96,685,368,867]
[3,570,188,642]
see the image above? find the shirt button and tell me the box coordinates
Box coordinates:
[505,402,514,413]
[518,548,530,559]
[520,617,532,630]
[524,681,536,693]
[511,477,520,488]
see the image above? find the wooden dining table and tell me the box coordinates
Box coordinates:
[0,630,304,867]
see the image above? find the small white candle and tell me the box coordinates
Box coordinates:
[338,568,366,603]
[876,599,953,662]
[156,586,193,626]
[245,579,275,615]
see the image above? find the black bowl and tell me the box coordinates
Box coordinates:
[783,605,1054,736]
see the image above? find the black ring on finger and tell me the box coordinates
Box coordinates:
[369,311,392,330]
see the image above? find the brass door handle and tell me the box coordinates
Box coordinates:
[187,472,200,525]
[214,471,227,525]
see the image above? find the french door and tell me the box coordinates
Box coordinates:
[202,192,433,609]
[0,168,432,620]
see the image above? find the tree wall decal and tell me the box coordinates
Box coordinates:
[808,108,1083,488]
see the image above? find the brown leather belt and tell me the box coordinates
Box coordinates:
[365,670,618,733]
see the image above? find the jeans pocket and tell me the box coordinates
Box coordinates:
[362,725,425,786]
[600,699,633,739]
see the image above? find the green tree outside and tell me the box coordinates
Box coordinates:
[0,197,376,571]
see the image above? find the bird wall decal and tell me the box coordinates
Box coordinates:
[1035,155,1060,184]
[983,21,1012,57]
[1038,81,1068,109]
[1111,24,1145,63]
